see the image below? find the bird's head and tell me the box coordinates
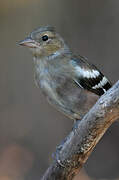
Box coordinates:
[19,26,66,57]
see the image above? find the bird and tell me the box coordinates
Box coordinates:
[19,26,112,121]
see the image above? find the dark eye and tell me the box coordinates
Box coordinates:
[42,35,48,41]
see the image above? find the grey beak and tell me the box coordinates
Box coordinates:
[19,37,38,48]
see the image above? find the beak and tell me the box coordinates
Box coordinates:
[19,37,38,48]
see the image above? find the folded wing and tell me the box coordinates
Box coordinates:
[70,55,112,96]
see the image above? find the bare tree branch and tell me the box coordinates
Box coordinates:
[41,81,119,180]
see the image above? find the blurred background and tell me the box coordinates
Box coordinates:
[0,0,119,179]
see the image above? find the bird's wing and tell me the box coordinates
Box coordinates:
[70,55,112,96]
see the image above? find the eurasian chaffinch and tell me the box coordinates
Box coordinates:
[19,26,111,120]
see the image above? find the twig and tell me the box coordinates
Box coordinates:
[41,81,119,180]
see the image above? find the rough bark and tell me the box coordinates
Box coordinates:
[41,81,119,180]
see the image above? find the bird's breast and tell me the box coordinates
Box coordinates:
[34,62,62,105]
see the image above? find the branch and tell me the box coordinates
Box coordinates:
[41,81,119,180]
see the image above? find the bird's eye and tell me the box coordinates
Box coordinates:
[42,35,49,41]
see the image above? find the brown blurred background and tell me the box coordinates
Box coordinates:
[0,0,119,179]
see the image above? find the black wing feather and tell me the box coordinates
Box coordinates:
[71,55,112,96]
